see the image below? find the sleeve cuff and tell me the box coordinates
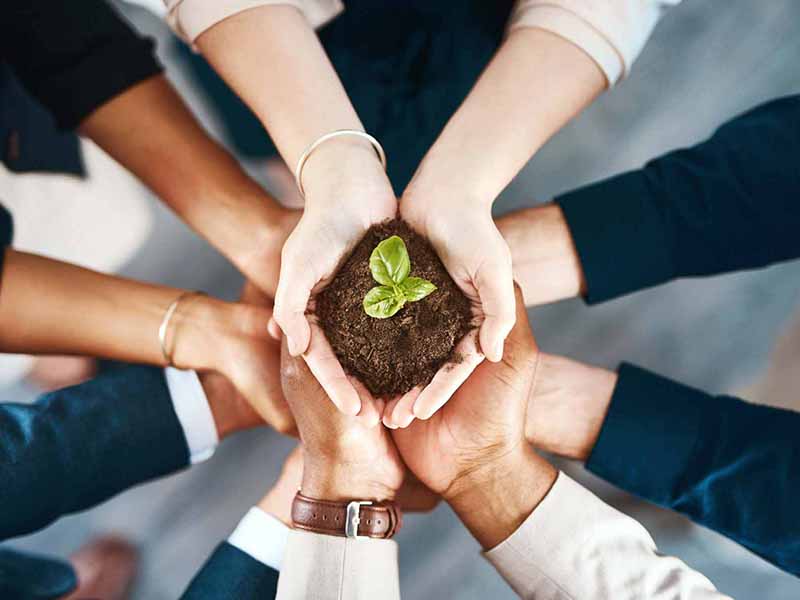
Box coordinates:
[586,363,707,505]
[47,41,162,130]
[167,0,343,42]
[483,471,657,599]
[164,367,218,464]
[278,529,400,599]
[227,507,290,571]
[508,4,623,86]
[555,170,676,304]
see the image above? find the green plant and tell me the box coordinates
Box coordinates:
[363,235,437,318]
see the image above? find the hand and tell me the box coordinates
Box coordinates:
[398,196,514,419]
[280,337,404,502]
[526,353,617,461]
[172,296,296,436]
[392,288,556,548]
[240,207,301,299]
[496,203,586,306]
[273,141,397,415]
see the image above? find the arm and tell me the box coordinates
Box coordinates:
[525,354,800,577]
[3,1,295,298]
[195,5,396,415]
[275,342,402,600]
[499,96,800,307]
[393,290,728,599]
[396,27,606,416]
[0,366,260,540]
[0,249,293,432]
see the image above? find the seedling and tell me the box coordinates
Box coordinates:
[363,235,437,318]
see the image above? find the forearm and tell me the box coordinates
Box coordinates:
[555,96,800,304]
[196,6,382,197]
[586,364,800,576]
[0,249,228,372]
[79,75,288,294]
[405,28,605,207]
[0,365,188,539]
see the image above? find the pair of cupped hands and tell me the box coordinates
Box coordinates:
[266,143,517,427]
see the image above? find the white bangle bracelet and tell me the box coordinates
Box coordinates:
[158,291,204,367]
[294,129,387,199]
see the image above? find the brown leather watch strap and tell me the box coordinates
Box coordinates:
[292,493,402,539]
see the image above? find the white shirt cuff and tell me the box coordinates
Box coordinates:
[164,367,219,464]
[228,507,290,571]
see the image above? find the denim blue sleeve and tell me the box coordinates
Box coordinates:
[556,95,800,304]
[0,364,189,540]
[587,363,800,576]
[181,543,279,600]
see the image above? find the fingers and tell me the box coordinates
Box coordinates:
[382,386,421,429]
[348,376,383,427]
[476,253,516,362]
[273,247,315,356]
[302,321,362,415]
[412,330,485,420]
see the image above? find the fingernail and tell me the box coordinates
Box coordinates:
[383,416,397,429]
[492,340,504,362]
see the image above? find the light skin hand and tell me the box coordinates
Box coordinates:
[526,353,617,461]
[496,203,586,306]
[392,288,557,549]
[172,296,296,436]
[280,338,404,502]
[272,145,397,417]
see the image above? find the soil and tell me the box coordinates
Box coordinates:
[315,219,474,398]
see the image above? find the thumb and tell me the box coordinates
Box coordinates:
[476,256,516,362]
[273,261,314,357]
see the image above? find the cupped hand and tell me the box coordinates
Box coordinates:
[280,337,404,502]
[397,199,515,420]
[273,149,397,416]
[390,287,535,498]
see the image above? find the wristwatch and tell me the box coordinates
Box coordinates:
[292,493,402,539]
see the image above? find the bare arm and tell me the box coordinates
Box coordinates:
[79,75,294,298]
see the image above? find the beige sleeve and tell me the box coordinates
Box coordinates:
[484,472,733,600]
[276,529,401,600]
[161,0,343,42]
[508,0,683,85]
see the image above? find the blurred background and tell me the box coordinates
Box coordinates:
[3,0,800,598]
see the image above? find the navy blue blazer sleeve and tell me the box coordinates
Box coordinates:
[0,204,11,285]
[556,96,800,304]
[0,365,189,541]
[180,542,279,600]
[587,363,800,576]
[1,0,163,130]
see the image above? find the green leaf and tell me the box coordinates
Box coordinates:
[369,235,411,286]
[400,277,437,302]
[363,285,406,319]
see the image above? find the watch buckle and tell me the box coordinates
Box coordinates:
[345,500,373,539]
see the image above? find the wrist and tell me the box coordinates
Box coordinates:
[300,136,392,206]
[497,203,586,305]
[446,445,557,550]
[301,453,399,502]
[525,353,616,461]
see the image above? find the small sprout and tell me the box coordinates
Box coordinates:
[363,235,436,318]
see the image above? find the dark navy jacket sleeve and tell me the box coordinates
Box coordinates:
[1,0,163,130]
[587,363,800,576]
[181,542,279,600]
[0,365,189,541]
[0,204,11,284]
[556,96,800,304]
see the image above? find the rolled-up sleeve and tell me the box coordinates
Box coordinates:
[509,0,682,85]
[163,0,343,42]
[2,0,163,130]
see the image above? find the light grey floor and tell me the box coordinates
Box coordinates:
[5,1,800,598]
